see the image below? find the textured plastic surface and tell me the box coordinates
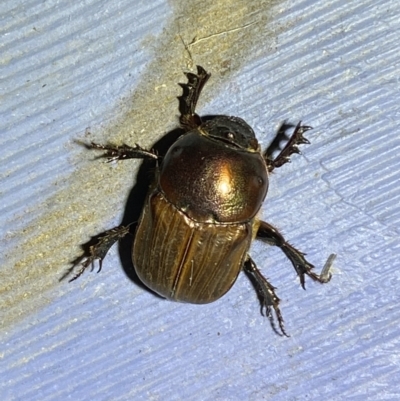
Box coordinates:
[1,0,400,400]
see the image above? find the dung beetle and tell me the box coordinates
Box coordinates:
[69,66,334,336]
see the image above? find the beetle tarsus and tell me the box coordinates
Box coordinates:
[63,226,131,282]
[267,121,312,172]
[88,142,158,162]
[244,257,288,337]
[256,221,331,289]
[178,65,211,131]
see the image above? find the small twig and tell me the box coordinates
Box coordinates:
[179,33,193,62]
[188,21,257,47]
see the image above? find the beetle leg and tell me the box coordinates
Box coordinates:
[80,142,158,163]
[266,121,312,172]
[243,257,288,337]
[178,65,211,131]
[256,221,333,289]
[62,225,131,282]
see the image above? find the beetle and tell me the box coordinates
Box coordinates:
[69,66,333,336]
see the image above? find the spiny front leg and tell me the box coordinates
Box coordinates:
[266,121,312,172]
[243,257,288,337]
[256,221,333,289]
[178,65,211,131]
[62,226,131,282]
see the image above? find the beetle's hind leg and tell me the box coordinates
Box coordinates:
[244,257,288,337]
[178,65,211,131]
[265,121,312,172]
[256,221,333,288]
[62,225,131,282]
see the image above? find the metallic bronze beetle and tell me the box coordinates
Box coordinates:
[69,66,333,336]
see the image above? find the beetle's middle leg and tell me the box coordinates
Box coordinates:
[256,220,333,289]
[80,142,158,163]
[178,65,211,131]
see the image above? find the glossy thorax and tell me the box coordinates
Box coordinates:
[160,117,268,223]
[133,116,269,303]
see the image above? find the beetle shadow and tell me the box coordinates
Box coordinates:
[117,126,185,295]
[263,121,296,160]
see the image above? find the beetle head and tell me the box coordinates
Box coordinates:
[201,116,259,152]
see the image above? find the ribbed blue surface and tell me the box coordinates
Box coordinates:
[1,0,400,400]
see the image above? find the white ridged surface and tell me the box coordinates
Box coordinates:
[1,0,400,400]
